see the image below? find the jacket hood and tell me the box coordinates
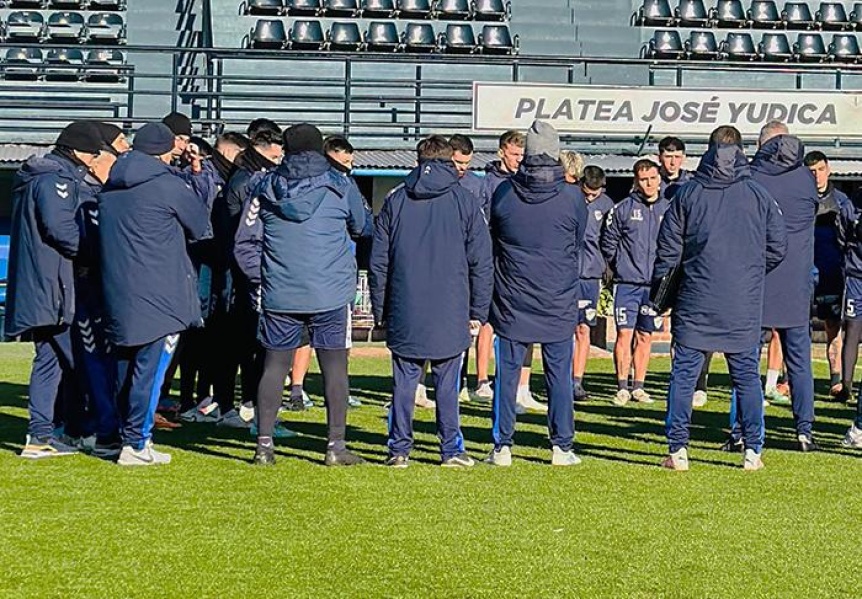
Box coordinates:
[104,150,173,190]
[260,151,337,223]
[404,160,459,200]
[752,134,805,176]
[694,144,750,188]
[485,160,511,179]
[15,152,83,192]
[511,155,566,204]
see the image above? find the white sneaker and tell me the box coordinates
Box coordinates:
[179,397,221,423]
[458,387,470,403]
[217,408,252,429]
[631,388,655,404]
[485,445,512,467]
[470,381,494,403]
[516,386,547,413]
[613,389,631,406]
[843,424,862,448]
[238,402,255,423]
[551,445,582,466]
[303,390,314,408]
[117,441,172,467]
[692,390,708,408]
[347,395,362,408]
[414,384,436,409]
[661,447,689,471]
[743,448,764,471]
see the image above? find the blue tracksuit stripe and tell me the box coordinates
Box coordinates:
[142,334,179,443]
[491,334,501,446]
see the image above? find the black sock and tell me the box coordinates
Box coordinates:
[843,320,862,391]
[317,348,349,450]
[256,349,295,439]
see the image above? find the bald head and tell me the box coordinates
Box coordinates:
[759,120,789,147]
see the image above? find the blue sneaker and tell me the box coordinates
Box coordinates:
[251,423,299,439]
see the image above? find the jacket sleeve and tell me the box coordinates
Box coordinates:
[653,193,685,282]
[764,195,788,274]
[368,198,391,326]
[171,180,211,242]
[600,203,623,267]
[34,175,79,258]
[233,195,264,286]
[838,199,857,248]
[344,180,371,239]
[465,194,494,323]
[574,190,588,254]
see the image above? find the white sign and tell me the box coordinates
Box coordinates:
[472,82,862,138]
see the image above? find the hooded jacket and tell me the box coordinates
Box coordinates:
[243,151,368,314]
[751,135,818,328]
[813,183,848,295]
[838,194,862,279]
[5,152,85,337]
[661,168,691,201]
[458,170,484,202]
[98,150,210,347]
[580,191,615,279]
[370,160,492,359]
[601,190,670,285]
[654,144,788,353]
[489,155,588,343]
[480,160,512,217]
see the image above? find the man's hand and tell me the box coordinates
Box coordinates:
[185,143,203,175]
[469,320,482,336]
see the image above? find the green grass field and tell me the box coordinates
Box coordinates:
[1,342,861,598]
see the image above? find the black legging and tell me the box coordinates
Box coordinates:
[842,320,862,393]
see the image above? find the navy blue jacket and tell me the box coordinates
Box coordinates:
[489,155,588,343]
[369,160,493,359]
[838,196,862,279]
[813,184,848,295]
[98,151,211,347]
[661,168,691,201]
[238,151,369,314]
[601,191,670,285]
[5,152,85,337]
[580,191,614,279]
[654,144,788,353]
[751,135,818,328]
[480,160,512,217]
[459,170,484,202]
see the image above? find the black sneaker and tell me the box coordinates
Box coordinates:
[442,453,475,468]
[93,441,122,460]
[283,394,306,412]
[573,387,589,403]
[253,444,275,466]
[719,437,744,453]
[797,434,820,452]
[836,386,852,405]
[385,455,409,468]
[324,449,365,466]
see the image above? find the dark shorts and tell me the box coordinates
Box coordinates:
[813,293,842,322]
[614,283,662,333]
[259,305,352,351]
[578,279,601,327]
[845,277,862,322]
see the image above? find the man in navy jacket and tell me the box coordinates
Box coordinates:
[486,120,587,467]
[654,126,787,471]
[751,121,819,451]
[370,135,492,467]
[99,123,212,466]
[658,136,691,201]
[6,121,105,459]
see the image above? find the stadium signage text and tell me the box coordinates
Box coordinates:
[472,83,862,137]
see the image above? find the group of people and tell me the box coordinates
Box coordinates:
[6,109,862,469]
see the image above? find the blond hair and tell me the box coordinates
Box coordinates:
[560,150,585,180]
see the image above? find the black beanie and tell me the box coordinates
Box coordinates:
[283,123,323,155]
[162,112,192,137]
[94,122,122,147]
[55,121,104,155]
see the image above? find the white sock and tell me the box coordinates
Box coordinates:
[517,384,529,395]
[765,369,780,390]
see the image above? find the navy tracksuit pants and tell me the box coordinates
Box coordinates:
[388,353,465,461]
[115,334,179,450]
[667,343,764,453]
[492,336,574,452]
[28,325,75,441]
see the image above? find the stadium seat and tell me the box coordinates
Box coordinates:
[49,0,88,8]
[249,19,287,48]
[783,2,815,29]
[852,3,862,29]
[398,0,432,19]
[5,11,45,43]
[364,20,400,51]
[675,0,709,28]
[758,32,792,60]
[285,0,322,16]
[7,0,46,7]
[748,1,781,28]
[793,32,827,60]
[87,13,126,44]
[440,23,476,53]
[288,19,325,49]
[88,0,125,9]
[47,12,86,43]
[4,48,43,80]
[45,47,83,81]
[362,0,396,18]
[402,22,437,52]
[84,48,125,81]
[684,30,718,59]
[323,0,359,17]
[829,33,861,61]
[817,3,849,30]
[711,0,747,27]
[473,0,509,21]
[438,0,471,20]
[327,21,361,50]
[245,0,285,15]
[646,29,684,59]
[721,31,757,59]
[636,0,674,26]
[478,23,516,54]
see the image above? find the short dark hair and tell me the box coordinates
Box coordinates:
[216,132,250,152]
[417,135,453,161]
[499,130,525,149]
[449,134,474,155]
[581,165,606,189]
[633,158,660,176]
[246,118,282,139]
[709,125,743,147]
[323,135,354,155]
[658,136,685,154]
[804,150,829,167]
[250,127,282,149]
